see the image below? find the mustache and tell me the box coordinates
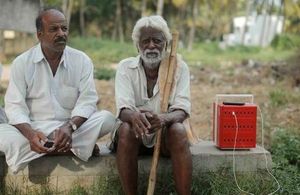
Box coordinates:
[54,37,67,43]
[144,49,160,55]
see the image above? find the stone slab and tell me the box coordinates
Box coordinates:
[1,141,272,192]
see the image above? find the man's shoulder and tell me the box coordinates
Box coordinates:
[117,56,139,70]
[12,45,39,67]
[65,46,90,59]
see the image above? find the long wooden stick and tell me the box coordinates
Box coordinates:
[147,31,179,195]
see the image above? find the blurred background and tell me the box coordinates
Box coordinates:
[0,0,299,193]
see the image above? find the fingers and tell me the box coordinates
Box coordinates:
[37,131,48,142]
[54,128,72,152]
[30,135,48,153]
[132,118,148,138]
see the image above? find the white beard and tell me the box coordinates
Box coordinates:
[139,48,166,70]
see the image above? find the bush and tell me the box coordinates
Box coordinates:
[271,129,300,166]
[269,89,288,107]
[270,129,300,194]
[271,34,300,50]
[94,67,115,80]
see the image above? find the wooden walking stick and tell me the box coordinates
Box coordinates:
[147,31,179,195]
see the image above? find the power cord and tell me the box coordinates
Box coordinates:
[232,111,254,195]
[232,107,281,195]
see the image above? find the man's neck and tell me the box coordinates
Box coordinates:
[41,47,64,76]
[143,62,160,80]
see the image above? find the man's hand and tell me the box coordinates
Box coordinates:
[53,124,72,152]
[27,131,49,154]
[130,111,151,138]
[141,110,166,133]
[14,123,49,153]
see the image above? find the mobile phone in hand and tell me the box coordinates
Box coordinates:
[44,140,54,148]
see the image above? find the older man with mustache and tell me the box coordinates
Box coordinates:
[113,15,192,195]
[0,8,119,174]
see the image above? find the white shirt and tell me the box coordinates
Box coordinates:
[115,55,191,117]
[4,44,98,135]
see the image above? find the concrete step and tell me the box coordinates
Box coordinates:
[0,141,272,192]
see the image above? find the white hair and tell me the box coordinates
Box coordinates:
[132,15,172,46]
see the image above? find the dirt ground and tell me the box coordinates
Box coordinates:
[1,60,299,145]
[95,61,300,145]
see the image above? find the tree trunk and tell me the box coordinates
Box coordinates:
[62,0,73,28]
[141,0,147,17]
[241,0,253,45]
[275,0,283,34]
[259,0,268,47]
[264,0,275,44]
[113,0,124,42]
[156,0,164,16]
[187,0,198,51]
[80,0,86,37]
[39,0,44,9]
[0,30,5,62]
[281,0,286,33]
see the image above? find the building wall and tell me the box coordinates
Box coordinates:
[0,0,40,33]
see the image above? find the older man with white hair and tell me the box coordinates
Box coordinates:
[113,15,192,195]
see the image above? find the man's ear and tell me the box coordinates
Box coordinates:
[37,31,43,41]
[136,44,139,52]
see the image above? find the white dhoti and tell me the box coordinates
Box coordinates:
[0,110,120,174]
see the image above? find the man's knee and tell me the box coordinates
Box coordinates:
[167,123,189,146]
[0,124,28,153]
[99,110,117,130]
[118,122,132,143]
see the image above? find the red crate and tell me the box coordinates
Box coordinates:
[213,103,257,149]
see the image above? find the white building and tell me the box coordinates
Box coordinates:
[223,14,284,47]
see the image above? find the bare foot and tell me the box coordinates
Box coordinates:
[92,144,100,157]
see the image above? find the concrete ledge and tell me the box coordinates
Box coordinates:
[0,141,272,191]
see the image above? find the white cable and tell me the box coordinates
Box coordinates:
[232,107,281,195]
[232,111,254,195]
[257,106,281,195]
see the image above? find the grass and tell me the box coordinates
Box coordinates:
[2,128,299,194]
[69,37,136,68]
[68,35,299,70]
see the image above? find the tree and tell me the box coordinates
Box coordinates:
[112,0,124,42]
[62,0,74,28]
[156,0,164,15]
[187,0,198,51]
[141,0,147,16]
[79,0,86,36]
[0,30,4,62]
[241,0,253,45]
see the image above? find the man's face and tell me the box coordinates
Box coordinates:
[138,27,166,66]
[37,10,68,53]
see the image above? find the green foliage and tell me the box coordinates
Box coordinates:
[271,129,300,194]
[271,34,300,50]
[67,185,88,195]
[94,67,115,80]
[66,36,299,69]
[69,37,136,67]
[271,129,300,166]
[269,89,288,107]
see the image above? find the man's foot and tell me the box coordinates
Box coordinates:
[92,144,100,157]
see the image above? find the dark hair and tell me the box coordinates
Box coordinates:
[35,7,64,32]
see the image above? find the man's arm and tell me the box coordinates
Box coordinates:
[54,56,96,152]
[53,116,87,152]
[14,123,49,153]
[71,57,98,119]
[5,59,49,153]
[119,108,151,138]
[142,109,188,133]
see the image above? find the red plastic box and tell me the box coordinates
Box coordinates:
[213,102,257,149]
